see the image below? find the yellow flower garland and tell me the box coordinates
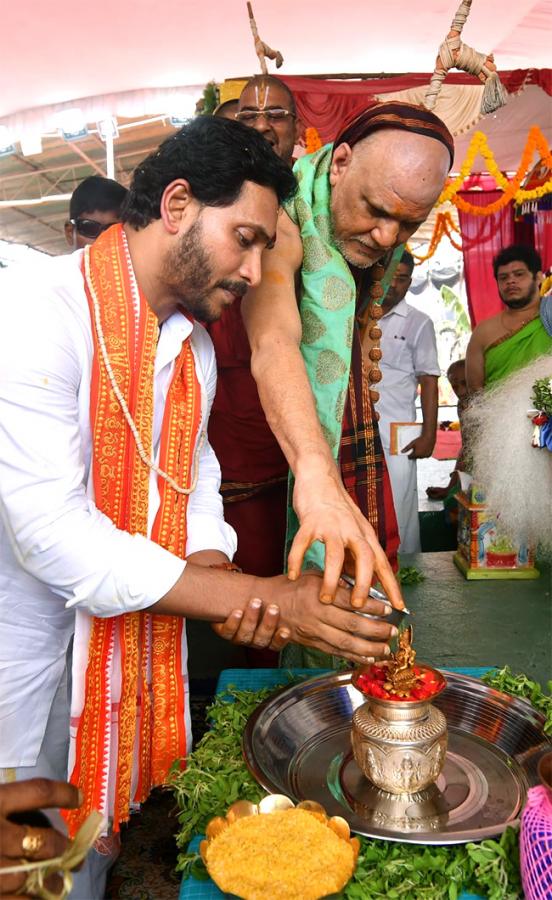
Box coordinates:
[437,125,552,216]
[410,212,462,264]
[408,126,551,263]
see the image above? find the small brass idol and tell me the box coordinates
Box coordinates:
[383,625,422,697]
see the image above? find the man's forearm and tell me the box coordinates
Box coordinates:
[151,563,262,620]
[419,375,438,439]
[250,335,337,476]
[465,338,485,394]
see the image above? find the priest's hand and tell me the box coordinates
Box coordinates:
[212,599,290,651]
[262,573,398,665]
[0,779,81,899]
[288,463,404,612]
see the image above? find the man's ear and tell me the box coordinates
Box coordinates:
[329,143,353,186]
[64,221,74,248]
[159,180,198,234]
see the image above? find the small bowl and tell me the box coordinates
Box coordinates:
[201,794,360,900]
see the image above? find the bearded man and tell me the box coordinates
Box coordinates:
[466,245,552,391]
[242,102,453,663]
[0,117,397,898]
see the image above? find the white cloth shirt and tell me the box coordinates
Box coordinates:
[0,250,236,766]
[376,299,440,450]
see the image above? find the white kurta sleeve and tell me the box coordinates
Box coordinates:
[185,331,237,559]
[0,279,185,618]
[412,318,441,378]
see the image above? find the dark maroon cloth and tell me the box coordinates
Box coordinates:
[224,481,288,577]
[207,300,288,487]
[207,301,289,581]
[333,100,454,170]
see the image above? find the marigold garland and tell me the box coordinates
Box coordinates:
[437,125,552,217]
[305,126,322,155]
[409,211,462,264]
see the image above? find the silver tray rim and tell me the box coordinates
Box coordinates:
[242,669,551,845]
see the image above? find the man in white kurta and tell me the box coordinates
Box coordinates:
[373,251,440,553]
[0,240,241,898]
[0,118,396,898]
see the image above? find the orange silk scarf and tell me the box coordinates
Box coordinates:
[65,224,201,836]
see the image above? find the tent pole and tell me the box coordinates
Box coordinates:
[105,129,115,180]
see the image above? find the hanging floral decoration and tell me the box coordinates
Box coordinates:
[409,211,462,265]
[305,126,323,155]
[437,126,552,216]
[541,272,552,297]
[413,126,552,259]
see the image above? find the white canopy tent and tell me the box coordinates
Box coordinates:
[0,0,550,253]
[2,0,550,126]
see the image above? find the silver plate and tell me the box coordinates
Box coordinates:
[243,670,551,844]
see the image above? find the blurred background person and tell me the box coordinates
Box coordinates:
[371,249,440,553]
[64,175,128,250]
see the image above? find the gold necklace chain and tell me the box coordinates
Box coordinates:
[83,243,203,496]
[500,308,539,337]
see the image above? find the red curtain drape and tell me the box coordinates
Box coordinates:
[458,190,515,326]
[534,218,552,265]
[278,69,551,143]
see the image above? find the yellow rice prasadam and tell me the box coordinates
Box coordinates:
[205,807,355,900]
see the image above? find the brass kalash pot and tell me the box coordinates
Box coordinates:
[351,627,448,795]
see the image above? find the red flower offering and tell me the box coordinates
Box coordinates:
[353,663,444,702]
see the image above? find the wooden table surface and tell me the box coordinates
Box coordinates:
[399,551,552,687]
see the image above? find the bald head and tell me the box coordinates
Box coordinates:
[240,75,296,115]
[214,99,238,120]
[353,129,450,208]
[329,128,450,269]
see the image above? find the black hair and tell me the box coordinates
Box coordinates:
[122,116,296,230]
[493,244,543,279]
[240,75,297,117]
[447,358,465,376]
[400,249,415,275]
[69,176,128,219]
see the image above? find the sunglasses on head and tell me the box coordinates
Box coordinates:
[235,109,295,123]
[70,218,115,239]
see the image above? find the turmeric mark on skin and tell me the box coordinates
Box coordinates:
[262,269,286,285]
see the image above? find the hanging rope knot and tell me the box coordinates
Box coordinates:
[424,0,508,115]
[246,2,284,74]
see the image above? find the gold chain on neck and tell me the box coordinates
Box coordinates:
[500,308,539,338]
